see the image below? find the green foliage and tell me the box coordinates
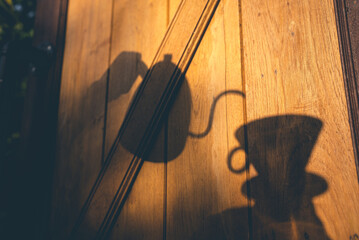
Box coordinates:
[0,0,36,45]
[0,0,36,160]
[0,1,36,235]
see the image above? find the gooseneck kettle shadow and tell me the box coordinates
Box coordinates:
[70,51,246,239]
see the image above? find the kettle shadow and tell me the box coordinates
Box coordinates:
[68,51,194,239]
[193,115,331,239]
[112,53,191,161]
[75,51,192,163]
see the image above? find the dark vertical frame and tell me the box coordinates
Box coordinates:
[334,0,359,181]
[19,0,69,238]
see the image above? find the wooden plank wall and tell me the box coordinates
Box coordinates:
[51,0,359,239]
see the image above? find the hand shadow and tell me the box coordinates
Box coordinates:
[193,115,331,240]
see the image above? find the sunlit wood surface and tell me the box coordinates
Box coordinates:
[50,0,112,238]
[51,0,359,239]
[106,0,167,239]
[166,0,247,239]
[242,0,359,238]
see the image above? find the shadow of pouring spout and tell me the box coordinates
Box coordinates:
[188,90,245,138]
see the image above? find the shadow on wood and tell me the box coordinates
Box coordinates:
[194,115,330,239]
[69,51,192,238]
[61,50,331,239]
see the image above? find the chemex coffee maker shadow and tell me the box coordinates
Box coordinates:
[224,115,331,240]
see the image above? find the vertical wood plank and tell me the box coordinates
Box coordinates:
[50,0,112,238]
[106,0,168,239]
[166,0,248,239]
[242,0,359,239]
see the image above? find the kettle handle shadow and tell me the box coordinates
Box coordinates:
[227,146,247,173]
[187,89,246,173]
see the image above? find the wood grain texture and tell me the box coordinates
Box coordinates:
[50,0,112,238]
[334,0,359,180]
[105,0,168,239]
[169,0,182,24]
[242,0,359,239]
[166,0,248,239]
